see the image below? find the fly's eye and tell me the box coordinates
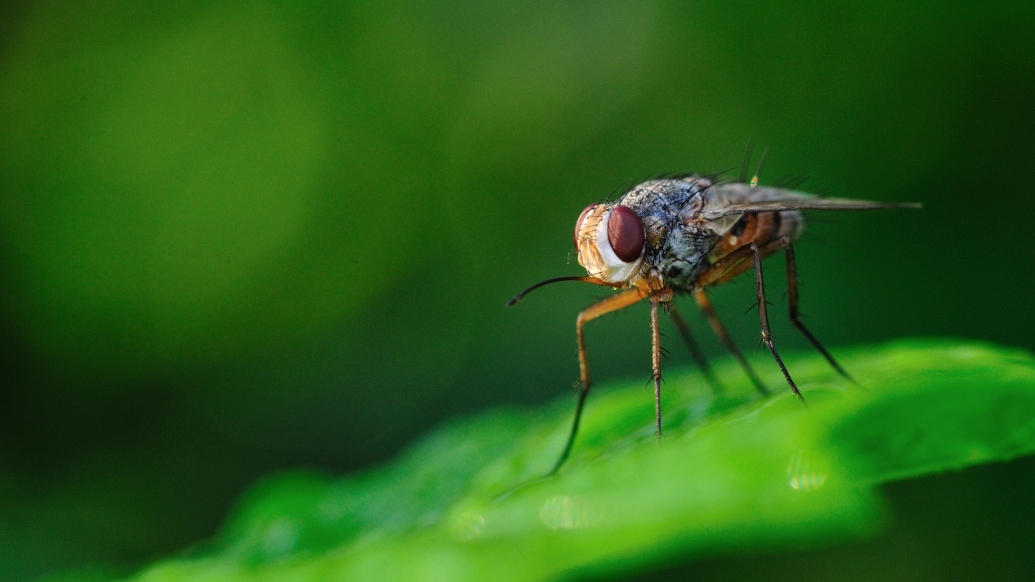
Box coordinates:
[573,204,597,249]
[607,205,645,262]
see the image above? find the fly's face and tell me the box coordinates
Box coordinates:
[573,203,646,286]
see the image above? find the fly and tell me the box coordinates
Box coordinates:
[507,159,920,473]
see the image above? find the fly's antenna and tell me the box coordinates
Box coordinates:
[739,140,756,183]
[750,146,771,187]
[506,276,618,307]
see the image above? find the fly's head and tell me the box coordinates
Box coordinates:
[573,203,646,286]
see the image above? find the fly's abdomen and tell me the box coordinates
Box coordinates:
[709,210,803,261]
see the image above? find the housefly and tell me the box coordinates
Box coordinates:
[507,162,920,472]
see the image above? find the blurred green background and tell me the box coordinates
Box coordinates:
[0,0,1032,580]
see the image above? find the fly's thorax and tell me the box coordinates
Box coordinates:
[619,177,709,216]
[656,252,707,290]
[654,220,715,290]
[574,203,646,285]
[615,177,716,291]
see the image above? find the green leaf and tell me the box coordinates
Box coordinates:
[112,339,1035,581]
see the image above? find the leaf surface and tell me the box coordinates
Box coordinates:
[110,340,1035,582]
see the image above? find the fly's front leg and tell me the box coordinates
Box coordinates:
[554,287,648,473]
[786,243,854,382]
[666,302,723,394]
[650,289,673,438]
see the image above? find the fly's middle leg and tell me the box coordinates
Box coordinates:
[693,290,769,396]
[748,238,805,403]
[694,238,804,403]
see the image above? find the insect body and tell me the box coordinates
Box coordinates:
[508,172,919,472]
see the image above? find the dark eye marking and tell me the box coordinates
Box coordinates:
[607,205,645,263]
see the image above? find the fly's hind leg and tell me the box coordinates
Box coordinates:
[666,302,724,394]
[553,287,648,474]
[786,243,854,382]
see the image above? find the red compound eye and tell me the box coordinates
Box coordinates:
[607,205,645,262]
[573,204,597,249]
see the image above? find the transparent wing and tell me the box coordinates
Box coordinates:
[701,183,920,221]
